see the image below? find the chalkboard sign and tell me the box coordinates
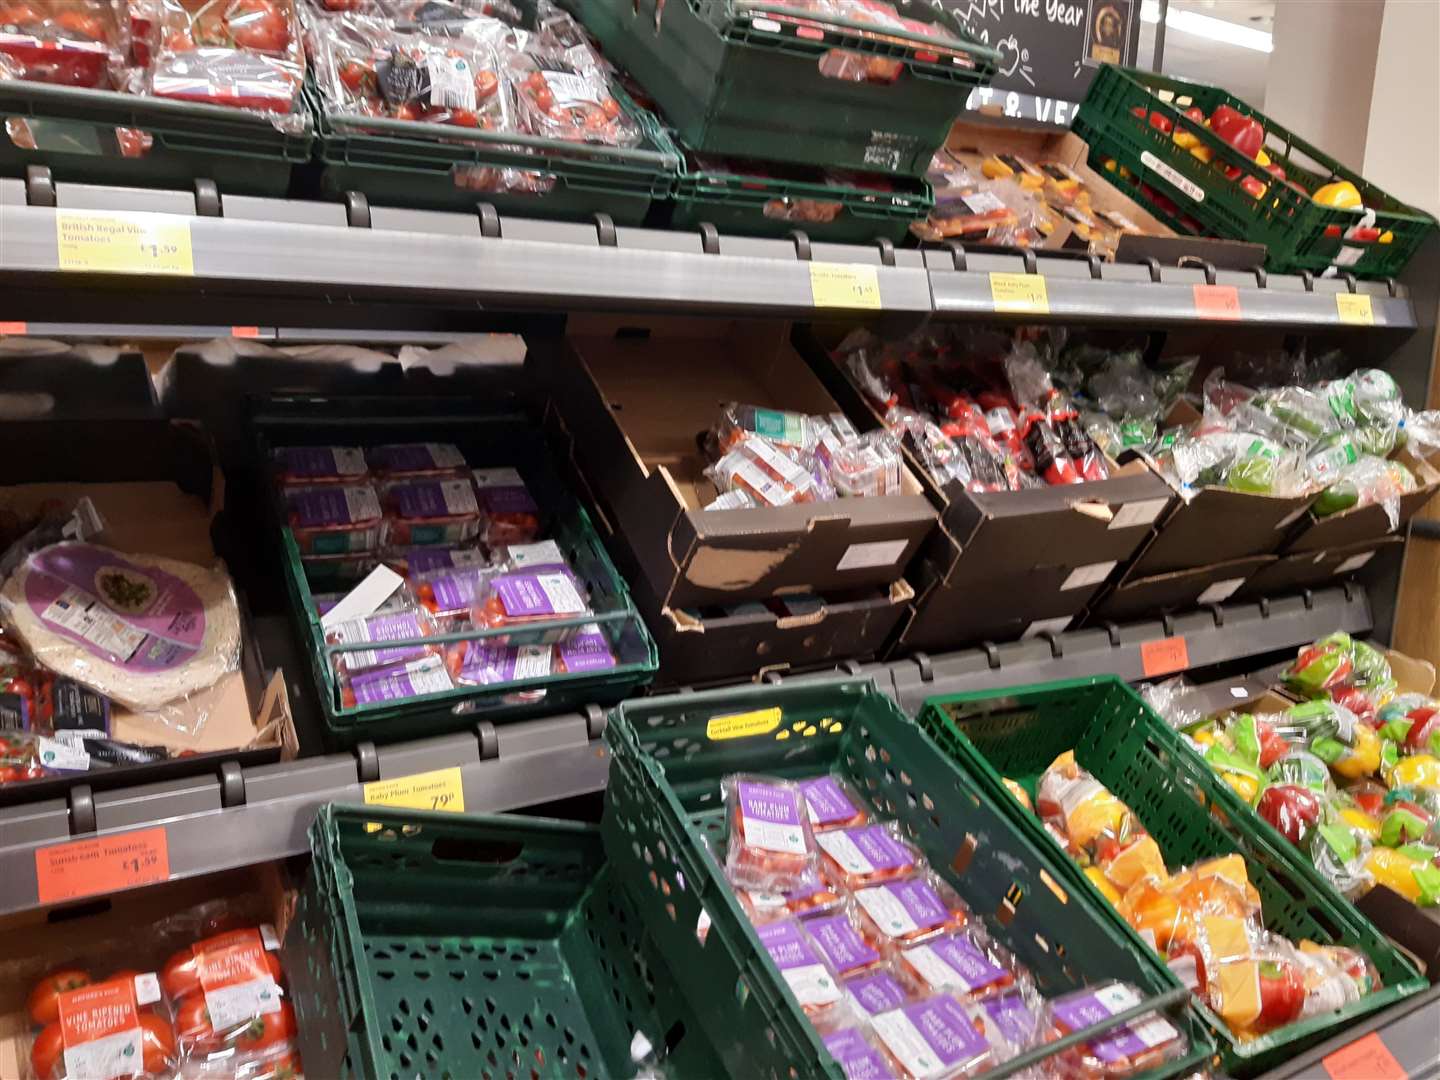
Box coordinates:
[941,0,1143,111]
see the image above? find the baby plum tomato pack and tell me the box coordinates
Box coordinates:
[714,759,1188,1078]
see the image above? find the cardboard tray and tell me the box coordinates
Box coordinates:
[0,418,296,807]
[1088,554,1275,624]
[1237,537,1404,601]
[1281,449,1440,555]
[543,319,938,609]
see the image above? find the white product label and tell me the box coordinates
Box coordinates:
[1169,952,1200,990]
[1333,245,1365,268]
[1275,505,1309,530]
[428,55,477,110]
[960,190,1007,215]
[473,467,525,489]
[36,736,90,771]
[542,70,602,108]
[259,924,280,951]
[345,485,383,522]
[42,587,147,660]
[64,1029,142,1080]
[205,978,282,1030]
[817,830,874,875]
[1196,578,1245,604]
[1061,561,1116,590]
[320,564,405,631]
[741,811,809,856]
[726,458,792,507]
[782,964,844,1009]
[329,447,367,476]
[1229,686,1251,699]
[54,729,106,743]
[1094,982,1142,1014]
[836,539,909,572]
[1335,552,1376,574]
[1140,151,1205,203]
[854,885,919,938]
[508,540,565,569]
[903,944,966,991]
[873,1009,944,1079]
[1109,497,1169,530]
[985,407,1015,435]
[537,572,587,615]
[1054,775,1106,820]
[365,656,454,697]
[744,889,789,913]
[438,479,480,516]
[1022,616,1072,639]
[747,438,813,488]
[514,644,553,680]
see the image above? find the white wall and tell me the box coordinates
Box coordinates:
[1362,1,1440,216]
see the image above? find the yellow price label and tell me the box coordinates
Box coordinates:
[989,272,1050,315]
[809,263,882,309]
[707,707,782,741]
[1335,292,1374,325]
[363,767,465,813]
[55,209,194,276]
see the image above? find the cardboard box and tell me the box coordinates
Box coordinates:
[1281,450,1440,555]
[0,864,292,1079]
[0,419,296,807]
[1237,537,1403,601]
[1088,555,1274,624]
[543,320,938,609]
[0,339,157,419]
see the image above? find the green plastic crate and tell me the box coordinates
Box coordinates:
[604,678,1214,1080]
[0,79,310,195]
[569,0,996,178]
[253,397,658,749]
[669,155,932,242]
[310,76,679,223]
[917,676,1427,1076]
[285,805,725,1079]
[1073,66,1435,279]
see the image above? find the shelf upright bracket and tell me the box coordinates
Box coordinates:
[788,230,813,262]
[1087,254,1103,280]
[913,652,934,683]
[68,784,97,837]
[1142,256,1162,284]
[193,179,222,218]
[583,704,607,741]
[945,240,967,272]
[218,761,246,808]
[354,741,380,783]
[979,642,1002,670]
[1252,265,1267,289]
[25,165,55,208]
[875,238,896,267]
[593,212,617,248]
[1099,621,1123,648]
[698,222,720,255]
[476,721,500,760]
[478,203,502,238]
[1036,630,1064,659]
[343,192,371,229]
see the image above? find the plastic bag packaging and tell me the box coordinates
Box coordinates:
[326,606,441,678]
[148,0,306,117]
[895,929,1020,1002]
[1377,695,1440,756]
[382,543,487,580]
[0,0,123,89]
[341,652,454,707]
[815,820,923,889]
[851,870,971,951]
[285,484,384,554]
[445,639,556,690]
[1312,454,1415,528]
[1044,981,1188,1079]
[753,918,849,1027]
[0,641,114,738]
[1191,926,1308,1036]
[471,467,541,545]
[470,565,590,629]
[830,430,903,498]
[1117,856,1261,953]
[507,8,638,147]
[1036,751,1165,892]
[0,541,243,716]
[1256,783,1325,846]
[804,907,886,979]
[711,402,812,454]
[798,773,870,832]
[1163,428,1306,498]
[733,868,844,926]
[707,436,818,507]
[380,477,482,546]
[367,442,468,480]
[161,925,301,1075]
[29,971,178,1080]
[868,994,1000,1080]
[723,774,819,891]
[1140,677,1203,732]
[273,445,369,486]
[308,12,511,131]
[554,622,616,674]
[1363,844,1440,906]
[841,960,921,1018]
[411,563,494,620]
[1309,820,1374,897]
[0,731,50,784]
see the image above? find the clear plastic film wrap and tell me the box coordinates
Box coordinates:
[1036,751,1165,894]
[27,971,179,1080]
[1042,981,1189,1079]
[706,435,818,508]
[723,774,819,892]
[1311,453,1416,529]
[507,5,639,147]
[0,0,124,88]
[148,0,306,118]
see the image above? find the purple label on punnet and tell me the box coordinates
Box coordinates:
[887,877,949,930]
[492,571,582,618]
[557,627,615,673]
[978,990,1040,1048]
[404,547,480,576]
[823,1029,890,1080]
[350,660,446,703]
[845,970,909,1016]
[337,612,429,668]
[479,484,538,515]
[371,443,461,473]
[427,567,492,612]
[394,482,460,520]
[891,996,989,1068]
[279,446,354,478]
[800,775,860,825]
[737,781,805,829]
[756,920,819,970]
[805,915,878,975]
[1052,988,1161,1064]
[924,934,1007,993]
[847,826,915,873]
[291,487,368,527]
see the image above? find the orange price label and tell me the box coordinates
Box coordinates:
[1140,636,1190,677]
[230,326,260,338]
[1193,284,1242,320]
[1322,1032,1406,1080]
[35,826,169,905]
[0,321,26,335]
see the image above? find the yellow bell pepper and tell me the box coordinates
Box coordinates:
[1086,865,1122,906]
[1313,180,1362,209]
[1255,149,1271,166]
[1338,807,1381,840]
[1388,754,1440,791]
[1331,724,1382,779]
[1002,777,1033,813]
[1189,144,1213,164]
[1223,771,1261,804]
[1365,847,1440,905]
[1379,231,1394,244]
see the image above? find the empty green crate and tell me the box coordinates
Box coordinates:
[917,676,1426,1076]
[604,678,1214,1080]
[309,79,678,223]
[253,397,658,749]
[285,805,724,1079]
[0,80,310,195]
[1073,66,1434,278]
[569,0,996,178]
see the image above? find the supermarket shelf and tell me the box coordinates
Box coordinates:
[0,708,609,916]
[0,177,1417,330]
[925,247,1417,329]
[1260,981,1440,1079]
[888,583,1372,715]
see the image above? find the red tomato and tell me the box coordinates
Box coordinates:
[139,1013,177,1074]
[0,4,42,27]
[30,1014,169,1080]
[162,942,283,1001]
[224,0,289,53]
[164,28,194,51]
[393,102,420,121]
[474,69,498,101]
[115,127,152,158]
[30,1022,62,1080]
[54,10,106,40]
[27,970,91,1026]
[176,997,295,1053]
[338,60,372,93]
[448,109,480,128]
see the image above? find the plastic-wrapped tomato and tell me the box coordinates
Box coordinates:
[149,0,305,113]
[27,970,91,1025]
[175,997,296,1056]
[0,0,117,88]
[161,939,284,1002]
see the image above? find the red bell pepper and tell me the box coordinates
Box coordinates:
[1210,104,1265,160]
[1257,784,1322,846]
[1255,720,1289,769]
[1255,959,1306,1031]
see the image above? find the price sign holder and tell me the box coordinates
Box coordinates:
[364,767,466,813]
[1140,636,1190,677]
[1193,284,1241,320]
[35,827,170,905]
